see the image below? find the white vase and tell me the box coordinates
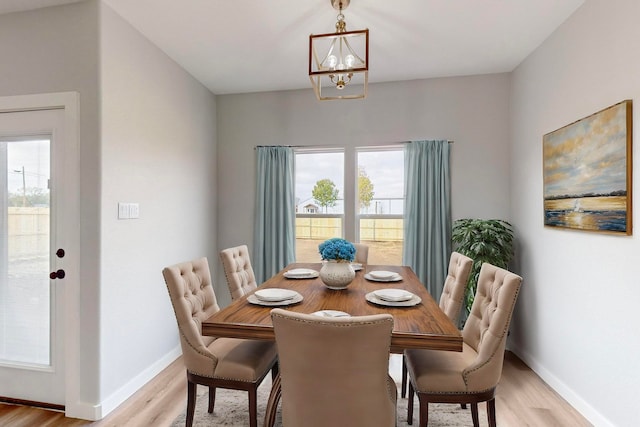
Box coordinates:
[319,260,355,290]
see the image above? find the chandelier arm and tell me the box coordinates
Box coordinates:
[341,37,366,65]
[316,38,338,70]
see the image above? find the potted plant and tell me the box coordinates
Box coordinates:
[451,219,515,315]
[318,238,356,290]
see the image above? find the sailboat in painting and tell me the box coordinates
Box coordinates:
[573,199,583,213]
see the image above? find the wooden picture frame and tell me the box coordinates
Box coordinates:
[543,100,633,235]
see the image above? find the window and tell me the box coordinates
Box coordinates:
[294,146,404,264]
[294,150,344,262]
[357,148,404,264]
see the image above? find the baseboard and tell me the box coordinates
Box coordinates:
[91,346,182,420]
[65,400,102,421]
[509,344,613,427]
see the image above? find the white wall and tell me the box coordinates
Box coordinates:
[0,1,218,418]
[99,2,217,416]
[0,0,102,411]
[509,1,640,425]
[216,73,512,305]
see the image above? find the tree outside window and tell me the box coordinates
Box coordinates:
[358,166,374,213]
[312,178,339,213]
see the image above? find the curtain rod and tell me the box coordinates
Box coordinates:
[254,144,347,151]
[254,141,453,150]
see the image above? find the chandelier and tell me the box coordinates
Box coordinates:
[309,0,369,100]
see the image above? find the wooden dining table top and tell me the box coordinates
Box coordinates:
[202,263,462,352]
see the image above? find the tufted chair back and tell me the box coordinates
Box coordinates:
[353,243,369,264]
[271,309,396,427]
[162,257,219,376]
[439,251,473,323]
[461,263,522,391]
[219,245,258,300]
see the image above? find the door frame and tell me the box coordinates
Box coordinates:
[0,92,80,417]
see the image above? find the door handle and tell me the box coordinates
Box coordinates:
[50,269,66,280]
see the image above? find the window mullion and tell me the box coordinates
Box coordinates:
[343,146,356,242]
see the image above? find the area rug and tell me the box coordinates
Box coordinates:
[170,374,479,427]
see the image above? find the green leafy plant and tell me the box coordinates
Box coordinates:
[312,178,339,213]
[451,219,515,314]
[358,166,375,211]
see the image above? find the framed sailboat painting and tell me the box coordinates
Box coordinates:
[543,100,633,235]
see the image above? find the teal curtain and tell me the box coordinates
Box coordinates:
[253,146,296,283]
[403,140,451,302]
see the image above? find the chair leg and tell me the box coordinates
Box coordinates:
[461,403,467,409]
[407,382,414,425]
[271,361,279,380]
[418,395,428,427]
[264,373,282,427]
[208,386,216,413]
[248,386,258,427]
[487,398,497,427]
[186,381,197,427]
[401,355,408,398]
[471,402,480,427]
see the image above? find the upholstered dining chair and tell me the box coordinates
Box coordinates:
[438,252,474,322]
[162,257,278,427]
[268,308,397,427]
[401,251,473,397]
[219,244,258,300]
[353,242,369,264]
[405,263,522,427]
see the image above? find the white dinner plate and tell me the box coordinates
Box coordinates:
[254,288,298,302]
[283,268,319,279]
[365,291,421,307]
[364,273,403,282]
[369,270,398,280]
[247,291,303,306]
[351,263,363,271]
[373,289,414,302]
[311,310,351,318]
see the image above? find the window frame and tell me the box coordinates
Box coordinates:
[294,144,405,263]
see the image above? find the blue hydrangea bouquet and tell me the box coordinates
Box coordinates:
[318,238,356,262]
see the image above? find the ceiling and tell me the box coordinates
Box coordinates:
[2,0,585,95]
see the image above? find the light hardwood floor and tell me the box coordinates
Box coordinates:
[0,351,591,427]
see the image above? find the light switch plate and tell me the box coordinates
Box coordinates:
[118,202,129,219]
[129,203,139,219]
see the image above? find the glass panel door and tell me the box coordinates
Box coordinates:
[0,107,66,406]
[1,138,51,366]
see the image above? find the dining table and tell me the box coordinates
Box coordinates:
[202,262,462,426]
[202,262,462,352]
